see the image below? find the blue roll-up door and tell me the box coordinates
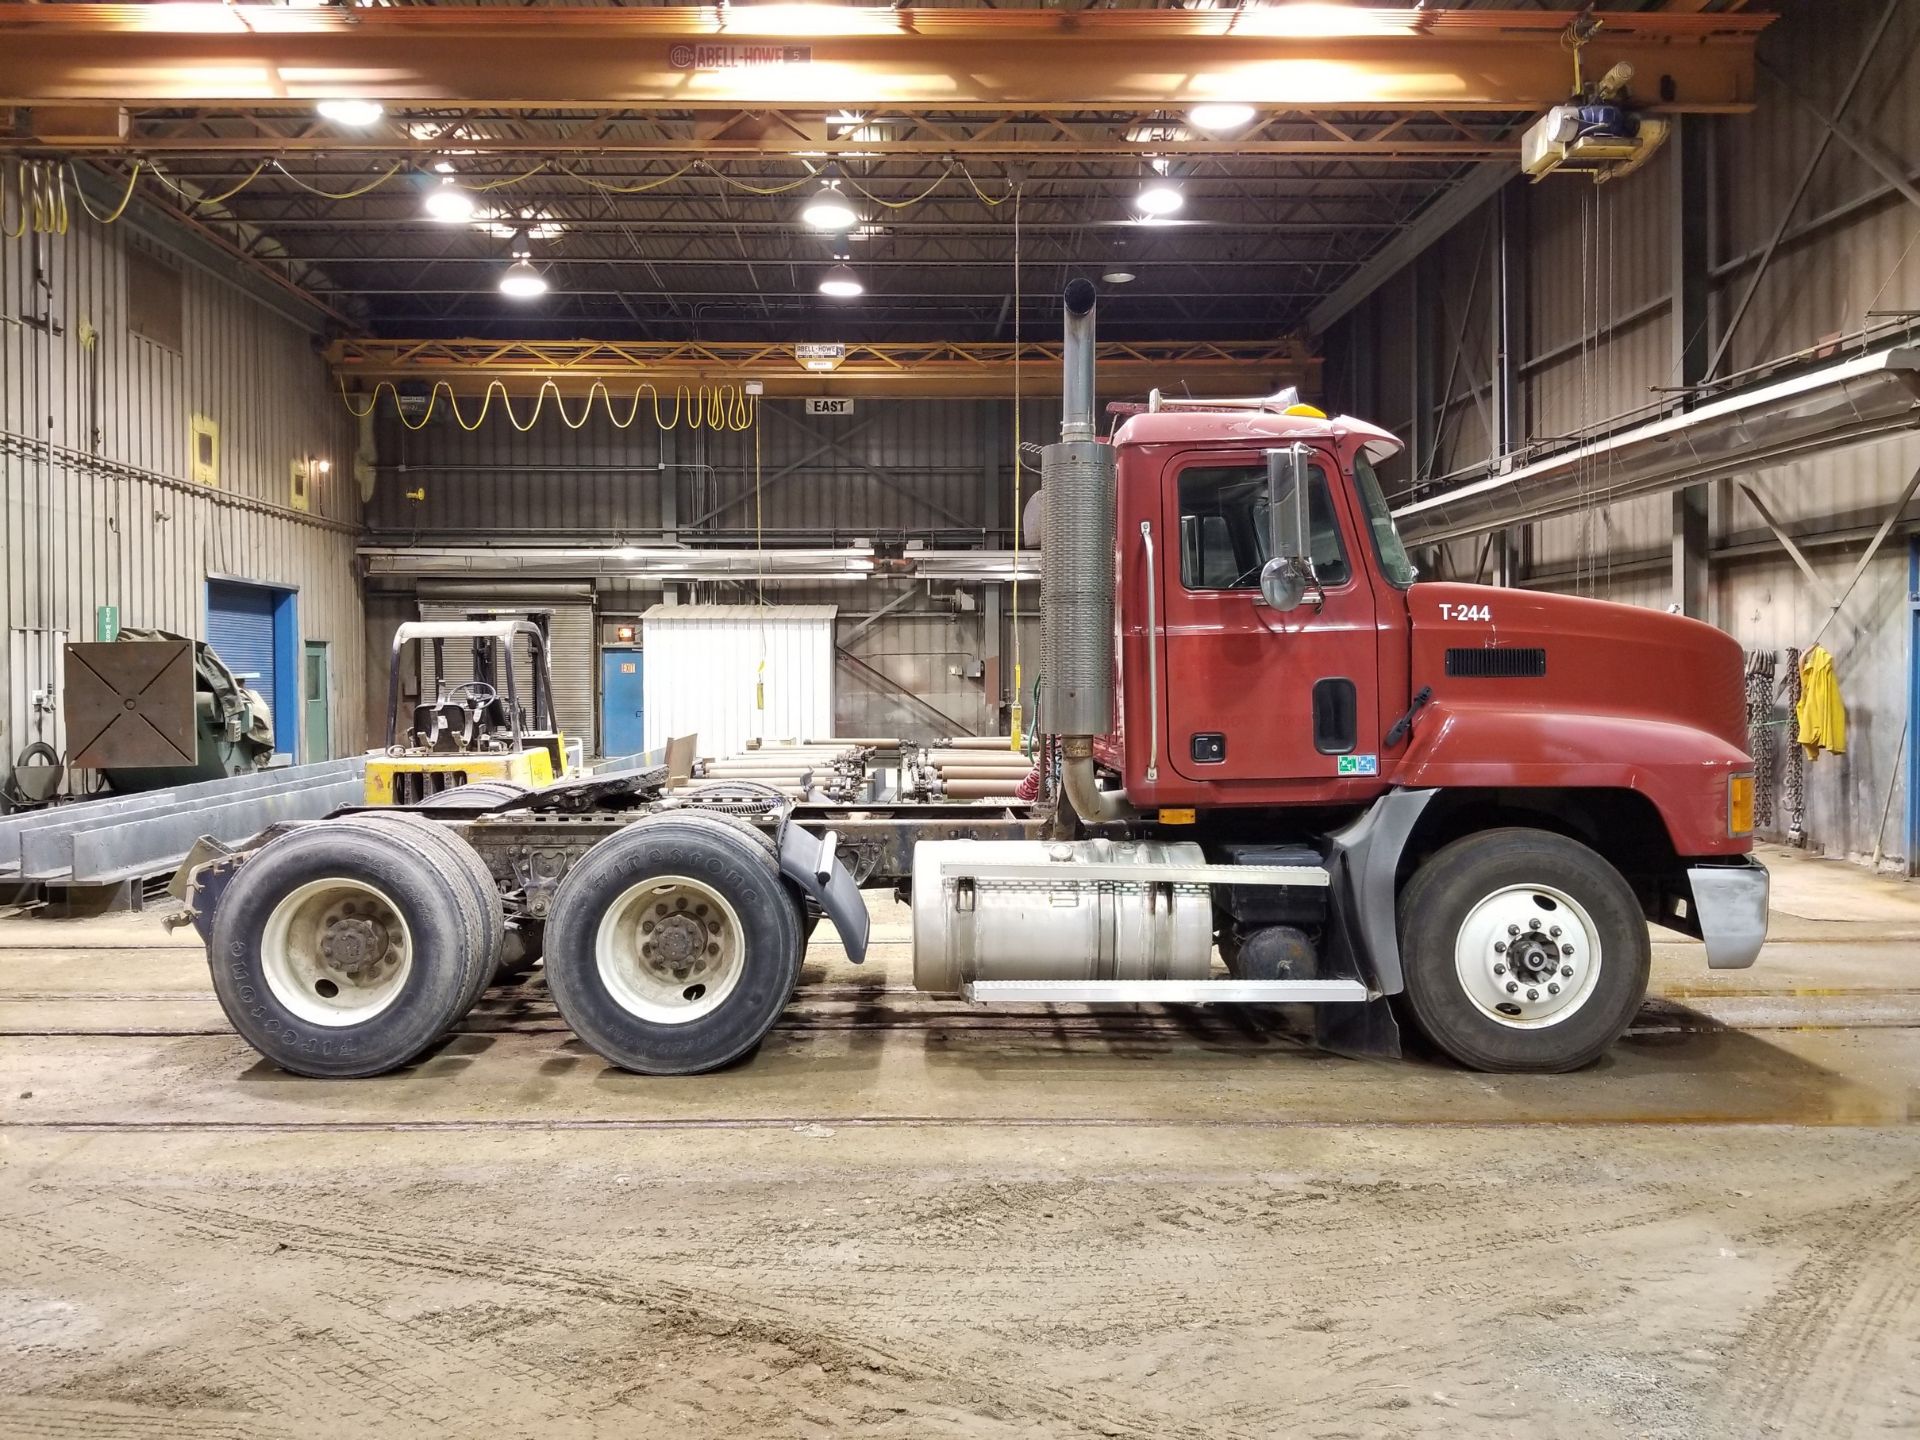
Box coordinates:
[206,580,277,700]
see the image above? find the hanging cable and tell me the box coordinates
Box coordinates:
[559,162,698,194]
[268,159,404,200]
[3,163,29,239]
[68,161,144,224]
[468,162,552,192]
[149,161,265,208]
[338,375,759,433]
[958,160,1017,208]
[840,167,953,210]
[704,167,817,197]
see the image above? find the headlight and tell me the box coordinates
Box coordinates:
[1728,773,1755,838]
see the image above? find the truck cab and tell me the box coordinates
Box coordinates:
[1096,399,1765,1003]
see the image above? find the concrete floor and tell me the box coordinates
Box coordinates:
[3,843,1918,1438]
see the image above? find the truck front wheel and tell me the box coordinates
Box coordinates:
[543,814,803,1074]
[1395,828,1650,1073]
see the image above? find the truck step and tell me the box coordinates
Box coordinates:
[963,978,1371,1005]
[940,860,1329,888]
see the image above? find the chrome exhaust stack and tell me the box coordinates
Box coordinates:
[1041,279,1130,824]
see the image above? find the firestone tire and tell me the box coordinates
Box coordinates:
[1395,827,1650,1074]
[207,820,482,1077]
[543,814,803,1075]
[340,810,504,1018]
[411,780,531,811]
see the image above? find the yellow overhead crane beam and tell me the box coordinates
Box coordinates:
[327,337,1322,404]
[0,7,1767,113]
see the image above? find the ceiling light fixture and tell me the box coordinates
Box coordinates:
[1134,178,1184,217]
[818,263,864,299]
[1188,102,1255,133]
[423,175,475,223]
[1101,270,1137,285]
[800,182,858,231]
[316,98,384,128]
[499,260,548,299]
[499,228,549,299]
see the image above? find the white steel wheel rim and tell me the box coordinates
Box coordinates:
[1453,881,1602,1029]
[261,878,414,1027]
[595,875,746,1025]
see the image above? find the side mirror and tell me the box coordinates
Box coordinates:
[1265,442,1312,566]
[1258,557,1308,613]
[1260,443,1321,612]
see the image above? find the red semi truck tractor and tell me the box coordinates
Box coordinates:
[183,279,1768,1080]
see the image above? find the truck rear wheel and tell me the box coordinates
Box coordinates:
[1395,828,1649,1073]
[207,820,489,1077]
[543,814,803,1074]
[341,810,505,1015]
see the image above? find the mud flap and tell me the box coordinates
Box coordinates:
[777,822,871,964]
[1324,787,1437,996]
[1313,997,1403,1062]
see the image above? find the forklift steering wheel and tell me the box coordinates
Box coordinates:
[447,681,498,706]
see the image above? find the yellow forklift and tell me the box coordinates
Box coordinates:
[368,618,572,805]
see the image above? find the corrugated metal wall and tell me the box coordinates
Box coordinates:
[367,395,1058,546]
[1322,0,1920,868]
[2,215,366,785]
[366,395,1062,745]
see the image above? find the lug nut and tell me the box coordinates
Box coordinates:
[1548,983,1561,995]
[1494,941,1507,954]
[1562,944,1574,956]
[1493,963,1507,975]
[1508,924,1520,937]
[1527,988,1539,1001]
[1505,981,1518,994]
[1562,965,1574,977]
[1529,918,1542,930]
[1549,926,1562,938]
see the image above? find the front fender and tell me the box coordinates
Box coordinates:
[1395,702,1750,856]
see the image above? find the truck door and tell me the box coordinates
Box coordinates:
[1156,447,1384,796]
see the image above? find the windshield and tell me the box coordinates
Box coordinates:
[1352,453,1417,588]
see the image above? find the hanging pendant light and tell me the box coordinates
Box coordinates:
[800,181,859,231]
[423,175,476,223]
[818,263,864,298]
[498,228,550,298]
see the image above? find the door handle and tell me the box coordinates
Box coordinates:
[1140,519,1159,785]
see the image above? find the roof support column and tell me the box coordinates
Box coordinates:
[1493,178,1529,589]
[1670,115,1715,620]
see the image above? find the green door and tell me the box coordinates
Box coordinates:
[303,641,331,764]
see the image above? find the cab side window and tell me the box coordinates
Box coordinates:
[1177,463,1349,590]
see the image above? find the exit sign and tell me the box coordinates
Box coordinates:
[805,397,854,416]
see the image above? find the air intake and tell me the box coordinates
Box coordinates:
[1445,647,1547,679]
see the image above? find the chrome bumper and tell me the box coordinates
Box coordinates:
[1688,859,1770,970]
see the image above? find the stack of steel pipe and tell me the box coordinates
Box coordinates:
[935,734,1017,750]
[911,742,1034,801]
[672,742,871,800]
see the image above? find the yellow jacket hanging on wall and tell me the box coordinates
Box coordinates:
[1795,645,1846,759]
